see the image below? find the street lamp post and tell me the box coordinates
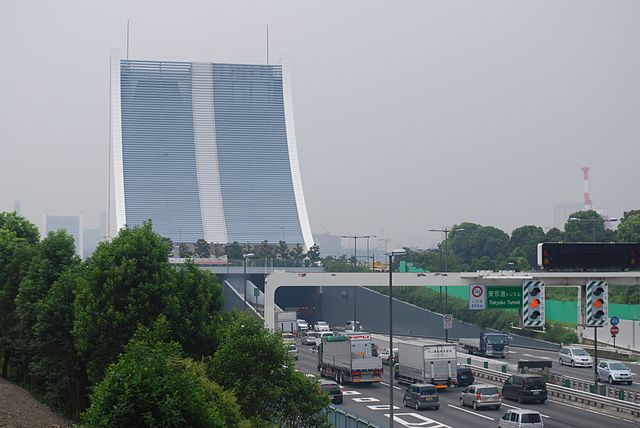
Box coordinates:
[428,228,463,343]
[243,253,254,310]
[387,248,406,427]
[341,234,376,325]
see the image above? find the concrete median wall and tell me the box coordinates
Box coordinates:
[320,286,559,351]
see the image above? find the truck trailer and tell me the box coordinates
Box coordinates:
[459,332,511,358]
[396,340,457,389]
[318,332,383,384]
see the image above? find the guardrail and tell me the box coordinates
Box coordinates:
[467,365,640,419]
[547,372,640,404]
[325,406,380,428]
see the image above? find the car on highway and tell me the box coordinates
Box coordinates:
[456,366,475,387]
[558,346,593,367]
[287,344,299,360]
[501,374,547,404]
[319,379,343,404]
[597,360,633,385]
[297,319,309,332]
[281,332,295,344]
[402,383,440,410]
[459,384,502,410]
[302,331,320,346]
[498,409,544,428]
[314,321,330,331]
[380,347,399,366]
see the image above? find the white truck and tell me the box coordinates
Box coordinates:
[318,332,383,384]
[396,340,457,389]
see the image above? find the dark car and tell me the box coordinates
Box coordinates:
[501,374,547,404]
[457,366,475,387]
[320,380,343,404]
[402,383,439,410]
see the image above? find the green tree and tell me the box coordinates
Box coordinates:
[306,243,321,263]
[564,210,614,242]
[172,261,223,359]
[256,240,274,259]
[73,222,180,385]
[450,223,509,266]
[82,317,246,428]
[276,240,290,260]
[206,313,329,426]
[0,214,39,379]
[509,225,545,267]
[617,213,640,243]
[225,241,243,260]
[31,268,87,418]
[179,242,193,258]
[194,239,211,258]
[544,227,564,242]
[497,247,531,271]
[14,231,79,387]
[290,244,305,262]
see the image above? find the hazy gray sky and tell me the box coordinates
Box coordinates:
[2,1,639,249]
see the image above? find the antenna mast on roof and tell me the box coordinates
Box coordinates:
[126,19,130,60]
[266,24,269,64]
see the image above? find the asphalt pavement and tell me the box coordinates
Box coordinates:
[294,340,639,428]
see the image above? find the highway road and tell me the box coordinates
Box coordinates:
[294,340,639,428]
[390,334,640,393]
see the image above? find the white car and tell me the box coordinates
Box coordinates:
[597,360,633,385]
[498,409,543,428]
[296,319,309,331]
[301,331,320,346]
[558,346,593,368]
[314,321,330,331]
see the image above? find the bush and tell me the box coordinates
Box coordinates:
[82,318,245,428]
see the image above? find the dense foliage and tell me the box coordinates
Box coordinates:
[0,214,329,426]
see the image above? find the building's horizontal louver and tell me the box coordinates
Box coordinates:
[212,64,304,245]
[120,60,204,242]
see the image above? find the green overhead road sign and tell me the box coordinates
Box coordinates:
[487,286,521,309]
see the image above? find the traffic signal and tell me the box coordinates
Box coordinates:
[586,280,608,326]
[522,280,545,327]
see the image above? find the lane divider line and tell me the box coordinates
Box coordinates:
[380,381,402,390]
[447,404,494,420]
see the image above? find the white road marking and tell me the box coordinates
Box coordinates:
[549,399,637,422]
[352,397,379,403]
[501,403,550,418]
[447,404,494,421]
[385,412,452,427]
[508,350,516,354]
[380,381,402,390]
[368,404,400,410]
[341,390,361,396]
[539,356,552,360]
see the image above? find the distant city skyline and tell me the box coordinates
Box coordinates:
[2,1,639,249]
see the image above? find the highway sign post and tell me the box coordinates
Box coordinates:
[469,284,486,310]
[610,316,620,326]
[610,325,620,349]
[443,314,453,330]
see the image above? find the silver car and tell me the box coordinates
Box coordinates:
[558,346,593,368]
[459,384,501,410]
[301,331,319,346]
[498,409,543,428]
[597,360,633,385]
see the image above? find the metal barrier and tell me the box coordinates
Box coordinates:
[468,366,640,419]
[547,372,640,404]
[326,406,381,428]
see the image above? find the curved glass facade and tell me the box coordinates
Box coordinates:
[111,56,313,248]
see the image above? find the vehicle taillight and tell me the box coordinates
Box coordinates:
[373,369,381,375]
[476,393,481,400]
[498,391,502,398]
[352,370,361,376]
